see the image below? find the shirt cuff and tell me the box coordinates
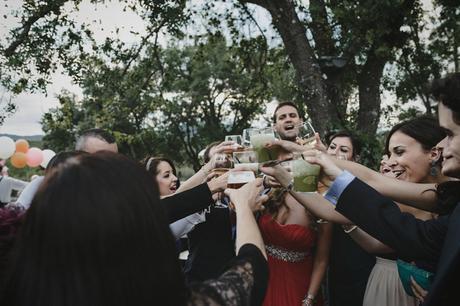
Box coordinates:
[324,171,355,206]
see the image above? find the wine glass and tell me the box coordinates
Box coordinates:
[296,121,316,147]
[242,128,257,148]
[225,135,243,145]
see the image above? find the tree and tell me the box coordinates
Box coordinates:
[42,34,276,168]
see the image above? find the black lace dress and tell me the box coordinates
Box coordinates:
[188,243,268,306]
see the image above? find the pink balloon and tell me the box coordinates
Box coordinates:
[26,147,44,167]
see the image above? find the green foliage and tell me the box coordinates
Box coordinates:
[42,34,281,168]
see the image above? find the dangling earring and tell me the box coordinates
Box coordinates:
[430,160,438,176]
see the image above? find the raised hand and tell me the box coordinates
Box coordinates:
[224,178,269,212]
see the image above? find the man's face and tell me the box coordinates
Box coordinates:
[438,103,460,178]
[274,105,302,141]
[84,137,118,154]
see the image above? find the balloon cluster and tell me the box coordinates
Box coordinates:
[0,136,55,169]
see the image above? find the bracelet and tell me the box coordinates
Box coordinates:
[302,293,315,305]
[342,225,358,233]
[285,179,294,192]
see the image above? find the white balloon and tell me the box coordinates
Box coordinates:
[40,149,56,168]
[0,136,16,159]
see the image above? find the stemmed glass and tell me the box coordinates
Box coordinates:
[224,135,243,145]
[242,128,256,148]
[296,121,316,147]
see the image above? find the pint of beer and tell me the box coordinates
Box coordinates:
[227,170,256,189]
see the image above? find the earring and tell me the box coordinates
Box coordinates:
[430,160,438,176]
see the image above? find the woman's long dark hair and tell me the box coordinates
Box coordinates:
[1,152,187,306]
[141,156,179,190]
[384,116,445,154]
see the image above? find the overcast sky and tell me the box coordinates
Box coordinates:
[0,0,149,135]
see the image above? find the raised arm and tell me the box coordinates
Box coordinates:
[225,178,268,259]
[259,164,352,224]
[334,158,439,212]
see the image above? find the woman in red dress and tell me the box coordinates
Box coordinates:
[259,189,332,306]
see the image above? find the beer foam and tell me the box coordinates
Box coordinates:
[228,171,256,184]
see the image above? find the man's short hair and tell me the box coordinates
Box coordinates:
[430,73,460,123]
[272,101,301,123]
[75,128,116,151]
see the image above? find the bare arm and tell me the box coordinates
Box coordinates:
[307,222,332,303]
[331,158,438,212]
[175,167,210,194]
[345,226,394,254]
[225,179,268,259]
[259,164,352,224]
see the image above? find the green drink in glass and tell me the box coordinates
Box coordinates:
[250,131,279,163]
[292,159,320,192]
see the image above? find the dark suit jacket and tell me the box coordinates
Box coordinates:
[335,178,458,305]
[161,183,214,223]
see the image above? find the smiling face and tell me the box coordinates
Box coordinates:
[155,161,178,197]
[326,136,354,161]
[438,103,460,178]
[387,131,435,183]
[274,105,302,141]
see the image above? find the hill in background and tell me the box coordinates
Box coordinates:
[0,133,43,142]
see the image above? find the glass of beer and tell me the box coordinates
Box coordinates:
[211,153,233,177]
[249,128,280,163]
[227,170,256,189]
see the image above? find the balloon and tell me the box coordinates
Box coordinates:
[11,152,27,168]
[26,147,43,167]
[15,139,30,153]
[40,149,56,168]
[0,136,15,159]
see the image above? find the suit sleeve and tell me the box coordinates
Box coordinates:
[336,178,447,264]
[161,182,214,223]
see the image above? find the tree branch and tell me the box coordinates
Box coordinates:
[3,1,67,57]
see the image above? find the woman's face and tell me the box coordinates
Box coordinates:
[155,161,178,197]
[327,136,354,161]
[387,131,433,183]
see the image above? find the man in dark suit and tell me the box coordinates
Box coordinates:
[321,73,460,305]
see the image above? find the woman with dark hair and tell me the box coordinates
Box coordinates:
[261,73,460,305]
[340,117,446,306]
[1,152,268,306]
[142,155,215,239]
[320,130,376,306]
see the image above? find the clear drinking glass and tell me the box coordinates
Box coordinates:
[225,135,243,145]
[249,127,280,163]
[296,121,316,147]
[242,128,257,148]
[233,150,259,172]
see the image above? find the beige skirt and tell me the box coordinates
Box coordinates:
[363,257,418,306]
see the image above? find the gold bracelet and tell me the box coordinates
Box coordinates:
[342,225,358,234]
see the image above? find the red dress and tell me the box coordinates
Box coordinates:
[259,214,323,306]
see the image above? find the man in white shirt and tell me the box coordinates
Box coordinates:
[0,164,28,206]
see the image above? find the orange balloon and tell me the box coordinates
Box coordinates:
[11,152,27,168]
[15,139,30,153]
